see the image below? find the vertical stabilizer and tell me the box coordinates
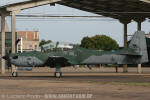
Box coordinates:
[129,31,148,63]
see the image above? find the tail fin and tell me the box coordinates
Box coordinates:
[129,31,148,63]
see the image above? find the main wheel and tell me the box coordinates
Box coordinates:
[54,72,62,78]
[12,72,18,77]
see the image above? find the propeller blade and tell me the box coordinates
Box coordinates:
[2,51,12,68]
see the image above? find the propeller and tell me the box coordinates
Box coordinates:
[2,50,12,68]
[2,39,20,69]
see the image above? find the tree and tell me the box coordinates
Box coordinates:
[39,39,52,46]
[80,35,119,51]
[80,36,95,49]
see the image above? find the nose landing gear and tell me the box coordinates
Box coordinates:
[12,72,18,77]
[12,67,18,77]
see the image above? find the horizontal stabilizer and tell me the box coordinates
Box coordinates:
[116,48,141,56]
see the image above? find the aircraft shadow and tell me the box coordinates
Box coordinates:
[0,75,150,83]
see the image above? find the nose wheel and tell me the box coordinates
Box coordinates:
[12,67,18,77]
[12,72,18,77]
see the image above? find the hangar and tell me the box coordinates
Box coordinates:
[0,0,150,74]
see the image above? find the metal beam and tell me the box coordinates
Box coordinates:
[6,0,61,12]
[140,0,150,3]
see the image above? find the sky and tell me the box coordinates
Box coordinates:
[1,0,150,46]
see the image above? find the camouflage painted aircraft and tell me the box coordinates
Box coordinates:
[3,31,148,78]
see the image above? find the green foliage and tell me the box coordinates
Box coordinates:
[80,35,119,51]
[81,36,95,49]
[39,39,52,46]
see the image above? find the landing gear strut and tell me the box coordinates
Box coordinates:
[12,67,18,77]
[54,66,62,78]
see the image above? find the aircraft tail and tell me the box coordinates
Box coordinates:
[129,31,148,63]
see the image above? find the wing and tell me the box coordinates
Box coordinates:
[45,56,78,67]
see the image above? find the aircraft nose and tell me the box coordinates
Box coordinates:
[2,56,9,60]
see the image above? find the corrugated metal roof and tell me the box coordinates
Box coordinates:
[1,0,150,20]
[58,0,150,20]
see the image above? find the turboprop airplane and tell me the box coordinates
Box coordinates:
[3,31,148,78]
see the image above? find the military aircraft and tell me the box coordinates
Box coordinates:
[3,31,148,78]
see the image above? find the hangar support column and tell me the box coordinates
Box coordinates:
[123,22,128,47]
[123,22,128,73]
[134,18,145,74]
[11,11,19,72]
[120,19,131,73]
[137,21,141,31]
[1,13,6,74]
[11,11,17,54]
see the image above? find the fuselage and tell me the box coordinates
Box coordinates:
[9,51,49,67]
[6,47,143,67]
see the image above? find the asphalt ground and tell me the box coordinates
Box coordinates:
[0,67,150,100]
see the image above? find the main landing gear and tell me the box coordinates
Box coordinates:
[54,67,62,78]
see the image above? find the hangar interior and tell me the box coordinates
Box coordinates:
[0,0,150,74]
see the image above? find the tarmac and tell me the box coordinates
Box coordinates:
[0,67,150,100]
